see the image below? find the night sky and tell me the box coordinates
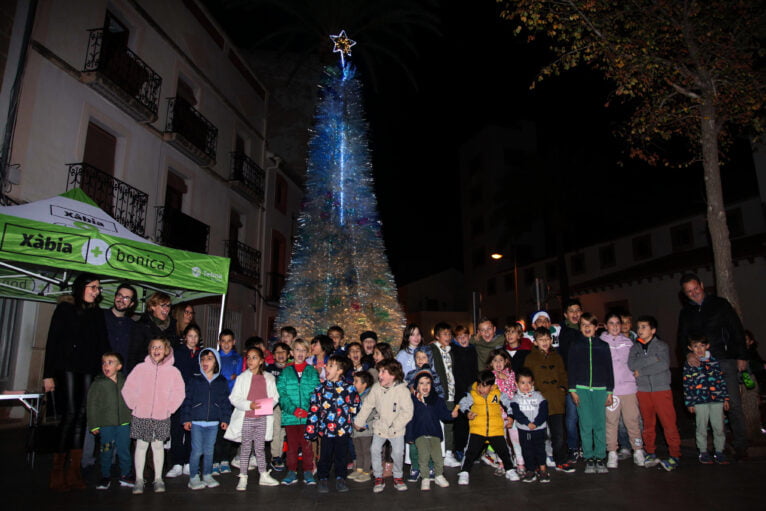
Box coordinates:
[206,0,758,286]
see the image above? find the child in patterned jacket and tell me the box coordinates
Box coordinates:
[683,336,730,464]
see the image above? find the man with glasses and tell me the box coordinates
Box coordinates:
[104,283,137,373]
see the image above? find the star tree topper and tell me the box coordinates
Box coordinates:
[330,30,356,66]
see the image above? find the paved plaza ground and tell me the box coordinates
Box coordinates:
[2,423,765,511]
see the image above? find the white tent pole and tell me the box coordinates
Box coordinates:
[216,293,226,350]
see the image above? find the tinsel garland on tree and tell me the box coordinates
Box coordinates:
[275,61,405,344]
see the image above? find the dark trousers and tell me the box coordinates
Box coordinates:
[213,427,237,464]
[57,371,92,452]
[169,411,191,465]
[519,428,547,469]
[317,435,349,480]
[548,414,567,464]
[453,413,469,453]
[460,434,512,473]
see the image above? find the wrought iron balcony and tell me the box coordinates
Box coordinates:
[154,206,209,254]
[266,271,285,303]
[229,152,265,204]
[66,163,148,236]
[224,240,262,286]
[164,97,217,167]
[81,29,162,123]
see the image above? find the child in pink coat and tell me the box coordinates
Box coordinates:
[123,338,185,495]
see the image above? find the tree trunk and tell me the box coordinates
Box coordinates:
[700,98,742,317]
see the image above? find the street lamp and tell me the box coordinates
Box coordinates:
[490,252,503,260]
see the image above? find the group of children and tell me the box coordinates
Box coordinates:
[85,310,732,495]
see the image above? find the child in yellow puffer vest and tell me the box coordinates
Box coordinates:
[451,370,516,485]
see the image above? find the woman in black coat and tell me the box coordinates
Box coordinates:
[43,272,109,491]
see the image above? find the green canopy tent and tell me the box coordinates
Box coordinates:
[0,188,231,332]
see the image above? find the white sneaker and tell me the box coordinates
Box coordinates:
[182,463,190,475]
[153,479,165,493]
[457,471,469,486]
[505,469,520,481]
[420,478,431,491]
[249,455,257,471]
[546,456,556,468]
[188,475,205,490]
[444,451,462,468]
[236,475,248,491]
[259,470,280,486]
[202,474,220,488]
[433,474,449,487]
[133,479,144,494]
[165,464,183,478]
[607,451,618,469]
[617,448,632,460]
[231,457,240,469]
[633,449,646,467]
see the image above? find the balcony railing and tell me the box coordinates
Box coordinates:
[224,240,261,285]
[164,97,217,166]
[229,152,265,204]
[66,163,148,236]
[266,271,285,302]
[82,29,162,122]
[154,206,209,254]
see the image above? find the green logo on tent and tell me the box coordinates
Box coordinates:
[1,223,88,263]
[106,243,174,277]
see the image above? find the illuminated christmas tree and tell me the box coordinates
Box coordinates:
[276,32,405,344]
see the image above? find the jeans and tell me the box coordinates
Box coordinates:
[565,393,580,450]
[190,424,218,477]
[98,425,131,477]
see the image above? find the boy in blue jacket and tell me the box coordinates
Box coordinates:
[182,348,232,490]
[214,329,241,473]
[305,355,360,493]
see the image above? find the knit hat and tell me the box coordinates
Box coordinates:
[360,330,378,342]
[531,311,550,325]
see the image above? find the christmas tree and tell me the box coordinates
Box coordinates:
[276,32,405,344]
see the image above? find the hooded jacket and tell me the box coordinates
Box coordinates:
[600,332,638,395]
[122,349,185,420]
[683,354,729,406]
[305,379,360,439]
[628,336,672,392]
[180,348,232,424]
[510,389,549,432]
[87,371,131,431]
[353,381,413,439]
[523,348,568,415]
[405,390,453,442]
[458,382,511,437]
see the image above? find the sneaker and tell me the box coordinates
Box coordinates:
[211,463,220,475]
[317,479,329,494]
[182,463,190,475]
[633,449,646,467]
[494,466,506,476]
[202,474,220,488]
[713,452,729,465]
[607,451,618,469]
[567,448,579,465]
[522,471,537,483]
[481,450,501,468]
[133,479,144,495]
[537,470,551,483]
[303,470,316,485]
[584,459,596,474]
[347,461,355,471]
[420,478,431,491]
[336,477,349,492]
[406,469,420,483]
[444,451,462,468]
[454,450,464,462]
[231,457,240,469]
[393,477,407,491]
[188,475,205,490]
[643,453,660,468]
[236,475,247,491]
[96,477,111,490]
[595,459,608,474]
[546,456,556,468]
[556,462,575,473]
[659,457,679,472]
[699,452,714,464]
[357,471,371,482]
[505,469,520,481]
[457,471,469,486]
[249,455,258,471]
[219,461,231,474]
[259,470,280,486]
[166,464,183,478]
[617,447,632,460]
[433,474,449,487]
[373,477,386,493]
[153,479,166,493]
[119,475,135,487]
[270,456,285,472]
[281,470,298,485]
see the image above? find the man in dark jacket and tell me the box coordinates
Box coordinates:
[677,273,748,459]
